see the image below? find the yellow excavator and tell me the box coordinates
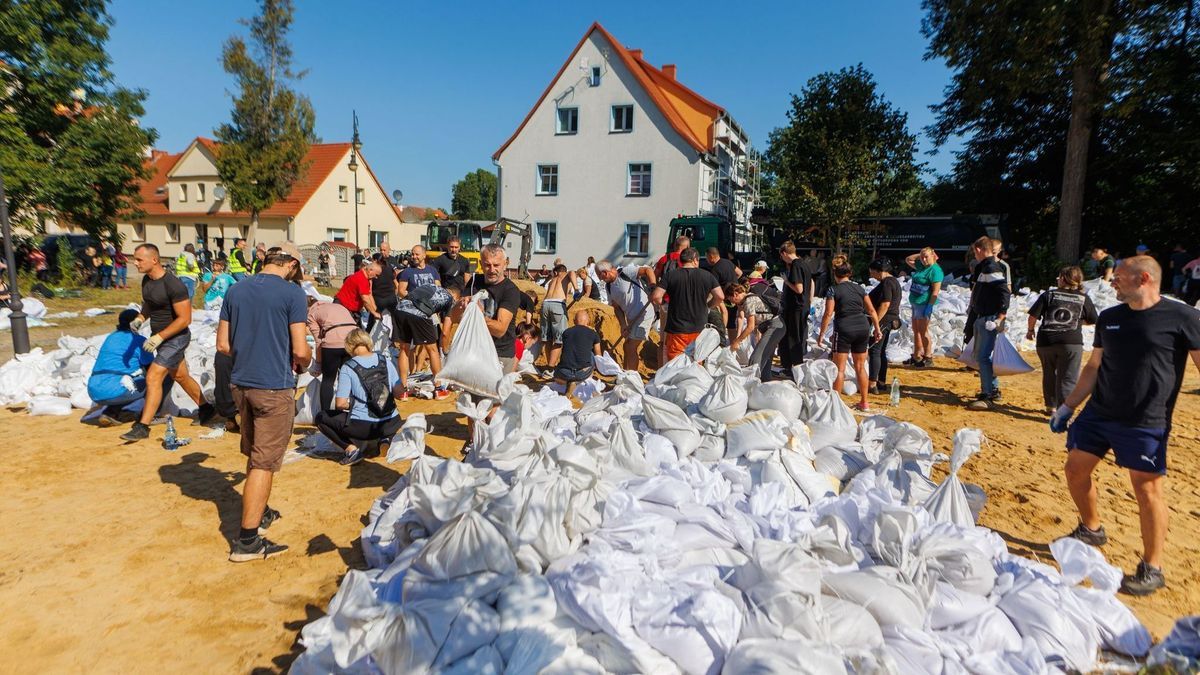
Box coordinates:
[424,218,532,277]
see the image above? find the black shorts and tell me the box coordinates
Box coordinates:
[1067,405,1169,475]
[834,323,870,354]
[392,311,438,345]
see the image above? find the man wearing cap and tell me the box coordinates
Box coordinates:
[217,243,311,562]
[86,309,158,427]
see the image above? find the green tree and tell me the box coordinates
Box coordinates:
[763,65,925,250]
[0,0,155,237]
[214,0,315,232]
[450,169,497,220]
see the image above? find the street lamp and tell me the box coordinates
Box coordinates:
[0,169,30,355]
[348,111,362,247]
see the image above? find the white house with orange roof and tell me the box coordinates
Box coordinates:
[493,22,758,269]
[117,137,422,257]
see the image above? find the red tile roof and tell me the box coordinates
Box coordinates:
[131,138,377,220]
[493,22,726,160]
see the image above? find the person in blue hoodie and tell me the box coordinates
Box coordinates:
[86,309,156,427]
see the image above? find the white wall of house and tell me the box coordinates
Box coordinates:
[496,31,706,269]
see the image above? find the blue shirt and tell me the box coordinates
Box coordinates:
[221,274,308,389]
[203,272,235,304]
[400,264,440,290]
[336,353,401,421]
[87,330,154,401]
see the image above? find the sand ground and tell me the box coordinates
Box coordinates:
[1,289,1198,673]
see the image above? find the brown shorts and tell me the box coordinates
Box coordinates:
[232,385,296,472]
[665,332,700,361]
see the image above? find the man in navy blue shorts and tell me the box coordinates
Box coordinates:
[1050,256,1200,596]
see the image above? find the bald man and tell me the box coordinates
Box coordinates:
[1051,256,1200,596]
[554,310,601,394]
[398,244,441,297]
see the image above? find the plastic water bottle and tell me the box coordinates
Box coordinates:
[890,377,901,407]
[163,416,178,450]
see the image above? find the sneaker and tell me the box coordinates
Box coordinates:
[912,359,927,368]
[867,384,881,395]
[922,357,934,367]
[228,535,288,563]
[966,399,992,410]
[225,417,241,434]
[1120,561,1165,596]
[120,421,150,441]
[433,388,451,401]
[258,506,281,533]
[339,447,366,466]
[96,414,119,428]
[195,403,217,426]
[903,357,919,366]
[1066,522,1109,547]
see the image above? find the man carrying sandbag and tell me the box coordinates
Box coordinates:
[217,244,311,562]
[1050,256,1200,596]
[595,259,657,372]
[470,244,522,374]
[651,247,724,361]
[966,236,1011,410]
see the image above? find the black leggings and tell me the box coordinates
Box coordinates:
[315,410,403,450]
[213,352,237,420]
[868,326,893,385]
[319,347,351,413]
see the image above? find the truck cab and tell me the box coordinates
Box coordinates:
[666,215,764,270]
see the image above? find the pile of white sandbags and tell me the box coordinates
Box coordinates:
[291,329,1152,675]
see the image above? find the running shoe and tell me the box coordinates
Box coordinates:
[1065,522,1108,546]
[921,357,934,367]
[339,447,366,466]
[258,506,281,533]
[1120,561,1165,596]
[96,414,119,428]
[195,402,217,426]
[228,535,288,562]
[120,421,150,441]
[433,388,451,401]
[903,357,919,366]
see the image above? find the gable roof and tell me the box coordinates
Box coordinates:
[131,138,380,219]
[493,22,726,160]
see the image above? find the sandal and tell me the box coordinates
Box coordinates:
[852,402,871,412]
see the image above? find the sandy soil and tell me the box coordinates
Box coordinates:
[1,294,1198,672]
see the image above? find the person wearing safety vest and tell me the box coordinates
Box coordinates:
[175,243,202,299]
[228,238,251,281]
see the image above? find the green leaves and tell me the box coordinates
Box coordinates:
[450,169,497,220]
[213,0,314,223]
[764,65,925,247]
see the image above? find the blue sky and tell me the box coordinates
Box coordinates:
[107,1,959,209]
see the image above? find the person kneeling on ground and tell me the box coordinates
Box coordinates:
[86,309,159,427]
[553,310,601,398]
[393,283,458,400]
[316,329,406,466]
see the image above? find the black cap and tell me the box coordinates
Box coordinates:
[118,308,140,331]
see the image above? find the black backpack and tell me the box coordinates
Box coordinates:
[348,354,396,417]
[749,283,782,315]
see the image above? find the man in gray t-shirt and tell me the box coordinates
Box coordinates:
[596,260,657,372]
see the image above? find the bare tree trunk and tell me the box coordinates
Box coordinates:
[1056,0,1117,262]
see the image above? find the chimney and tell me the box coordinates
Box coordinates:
[629,48,643,60]
[662,64,677,80]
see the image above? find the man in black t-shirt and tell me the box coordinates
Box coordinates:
[554,310,601,396]
[120,244,215,441]
[368,242,400,331]
[778,241,814,372]
[1051,256,1200,596]
[650,248,724,361]
[430,236,475,293]
[470,244,521,373]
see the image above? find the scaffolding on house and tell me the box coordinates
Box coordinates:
[704,140,763,253]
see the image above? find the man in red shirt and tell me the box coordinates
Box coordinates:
[334,260,381,328]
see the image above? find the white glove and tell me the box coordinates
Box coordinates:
[984,320,998,331]
[143,334,164,352]
[130,316,145,331]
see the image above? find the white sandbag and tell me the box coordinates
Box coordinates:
[369,313,393,353]
[996,570,1101,673]
[747,380,806,420]
[69,387,93,410]
[28,395,73,416]
[295,376,322,426]
[804,390,858,451]
[593,351,622,377]
[698,374,748,424]
[723,637,848,675]
[1050,537,1151,657]
[642,395,701,459]
[497,574,559,632]
[793,359,838,391]
[821,567,926,628]
[957,334,1034,376]
[386,414,428,463]
[437,299,504,397]
[436,644,503,675]
[433,599,501,668]
[630,579,742,675]
[725,410,789,459]
[813,443,872,482]
[401,510,517,602]
[924,428,984,527]
[687,326,722,363]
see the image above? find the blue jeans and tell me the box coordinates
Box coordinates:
[973,314,1001,395]
[1172,274,1186,296]
[94,388,146,409]
[99,265,113,288]
[115,266,127,287]
[180,276,196,298]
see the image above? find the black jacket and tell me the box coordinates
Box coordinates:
[969,256,1011,317]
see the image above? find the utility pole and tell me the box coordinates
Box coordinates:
[0,169,31,354]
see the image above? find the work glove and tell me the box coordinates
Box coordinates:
[143,334,164,353]
[1049,404,1074,433]
[129,316,145,331]
[984,320,998,332]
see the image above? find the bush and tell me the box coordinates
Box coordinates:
[1023,243,1063,290]
[55,242,79,287]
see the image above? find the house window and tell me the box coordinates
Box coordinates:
[536,165,558,195]
[556,107,578,135]
[178,184,188,202]
[356,188,365,204]
[535,222,557,254]
[611,105,633,133]
[132,223,145,242]
[628,163,652,196]
[590,66,601,87]
[196,183,206,202]
[338,185,348,202]
[625,223,649,256]
[166,223,180,243]
[328,228,347,242]
[369,231,387,248]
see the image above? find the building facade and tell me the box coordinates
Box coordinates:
[493,22,758,269]
[117,137,422,257]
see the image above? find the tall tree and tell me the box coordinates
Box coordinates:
[763,65,925,249]
[0,0,155,237]
[450,169,497,220]
[214,0,315,233]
